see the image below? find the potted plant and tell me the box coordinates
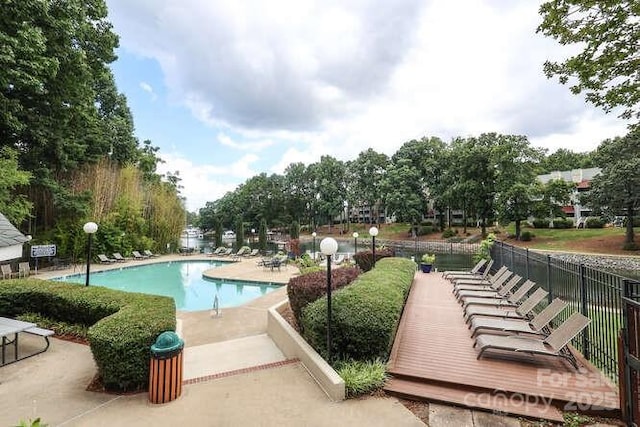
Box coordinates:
[420,253,436,273]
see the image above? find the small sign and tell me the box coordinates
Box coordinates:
[31,244,57,258]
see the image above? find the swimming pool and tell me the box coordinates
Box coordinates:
[52,260,281,312]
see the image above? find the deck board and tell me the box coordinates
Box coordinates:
[385,271,620,420]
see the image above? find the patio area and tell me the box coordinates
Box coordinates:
[385,271,620,422]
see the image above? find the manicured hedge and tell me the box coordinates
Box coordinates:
[585,217,605,228]
[532,218,550,228]
[301,257,415,361]
[552,217,573,229]
[287,266,361,327]
[0,278,175,391]
[353,248,395,272]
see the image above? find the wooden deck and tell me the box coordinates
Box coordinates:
[384,271,620,422]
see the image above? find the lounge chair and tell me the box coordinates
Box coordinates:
[453,270,512,296]
[97,254,116,264]
[461,279,536,310]
[452,265,509,287]
[144,250,159,258]
[474,312,591,369]
[245,249,260,257]
[456,274,522,303]
[112,253,127,262]
[469,298,568,338]
[17,262,30,278]
[1,264,16,279]
[219,248,233,257]
[132,250,148,260]
[443,259,491,280]
[230,247,248,260]
[211,247,226,256]
[464,288,548,322]
[333,254,345,265]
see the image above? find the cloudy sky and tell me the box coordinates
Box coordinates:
[105,0,629,211]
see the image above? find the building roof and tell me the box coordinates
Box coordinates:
[537,168,601,185]
[0,213,28,248]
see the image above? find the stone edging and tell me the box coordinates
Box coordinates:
[267,300,345,401]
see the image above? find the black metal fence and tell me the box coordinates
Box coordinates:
[491,241,638,383]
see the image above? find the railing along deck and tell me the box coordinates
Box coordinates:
[385,272,620,422]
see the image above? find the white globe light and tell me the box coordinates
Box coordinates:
[320,237,338,256]
[352,232,358,238]
[369,226,378,237]
[312,232,317,237]
[83,222,98,234]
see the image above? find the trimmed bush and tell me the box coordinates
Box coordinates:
[0,278,175,392]
[335,359,388,397]
[442,228,457,238]
[301,257,415,361]
[353,247,395,272]
[532,218,550,229]
[417,225,433,236]
[520,231,534,241]
[287,267,360,326]
[552,217,573,229]
[585,217,605,228]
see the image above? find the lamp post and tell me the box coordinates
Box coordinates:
[369,226,378,267]
[312,231,317,260]
[320,237,338,362]
[352,231,358,256]
[83,222,98,286]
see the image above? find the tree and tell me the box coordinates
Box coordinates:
[350,149,388,225]
[535,179,574,219]
[582,130,640,249]
[235,217,244,249]
[0,147,32,224]
[381,158,424,225]
[539,148,595,173]
[314,156,346,229]
[258,218,267,252]
[538,1,640,122]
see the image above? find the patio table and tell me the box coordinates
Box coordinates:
[0,317,36,366]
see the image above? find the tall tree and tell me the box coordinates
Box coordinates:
[582,130,640,249]
[314,156,346,229]
[381,158,424,225]
[538,1,640,122]
[0,147,32,224]
[350,149,388,225]
[539,148,595,173]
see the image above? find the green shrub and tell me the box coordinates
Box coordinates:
[520,231,534,241]
[532,218,550,228]
[0,278,175,392]
[417,225,433,236]
[623,216,640,227]
[420,220,433,226]
[353,247,395,272]
[552,217,573,229]
[335,359,388,397]
[442,228,457,238]
[474,233,495,262]
[585,217,605,228]
[421,253,435,264]
[301,257,415,361]
[287,267,361,326]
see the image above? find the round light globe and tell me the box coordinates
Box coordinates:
[369,226,378,237]
[312,232,317,237]
[320,237,338,256]
[352,232,358,238]
[26,235,32,241]
[83,222,98,234]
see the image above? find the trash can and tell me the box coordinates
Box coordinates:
[149,331,184,404]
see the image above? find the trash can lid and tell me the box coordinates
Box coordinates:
[151,331,184,355]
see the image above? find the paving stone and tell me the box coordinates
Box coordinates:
[472,410,521,427]
[429,403,474,427]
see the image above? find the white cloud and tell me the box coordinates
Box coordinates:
[139,81,157,100]
[107,0,631,210]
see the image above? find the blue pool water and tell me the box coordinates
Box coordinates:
[52,260,280,311]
